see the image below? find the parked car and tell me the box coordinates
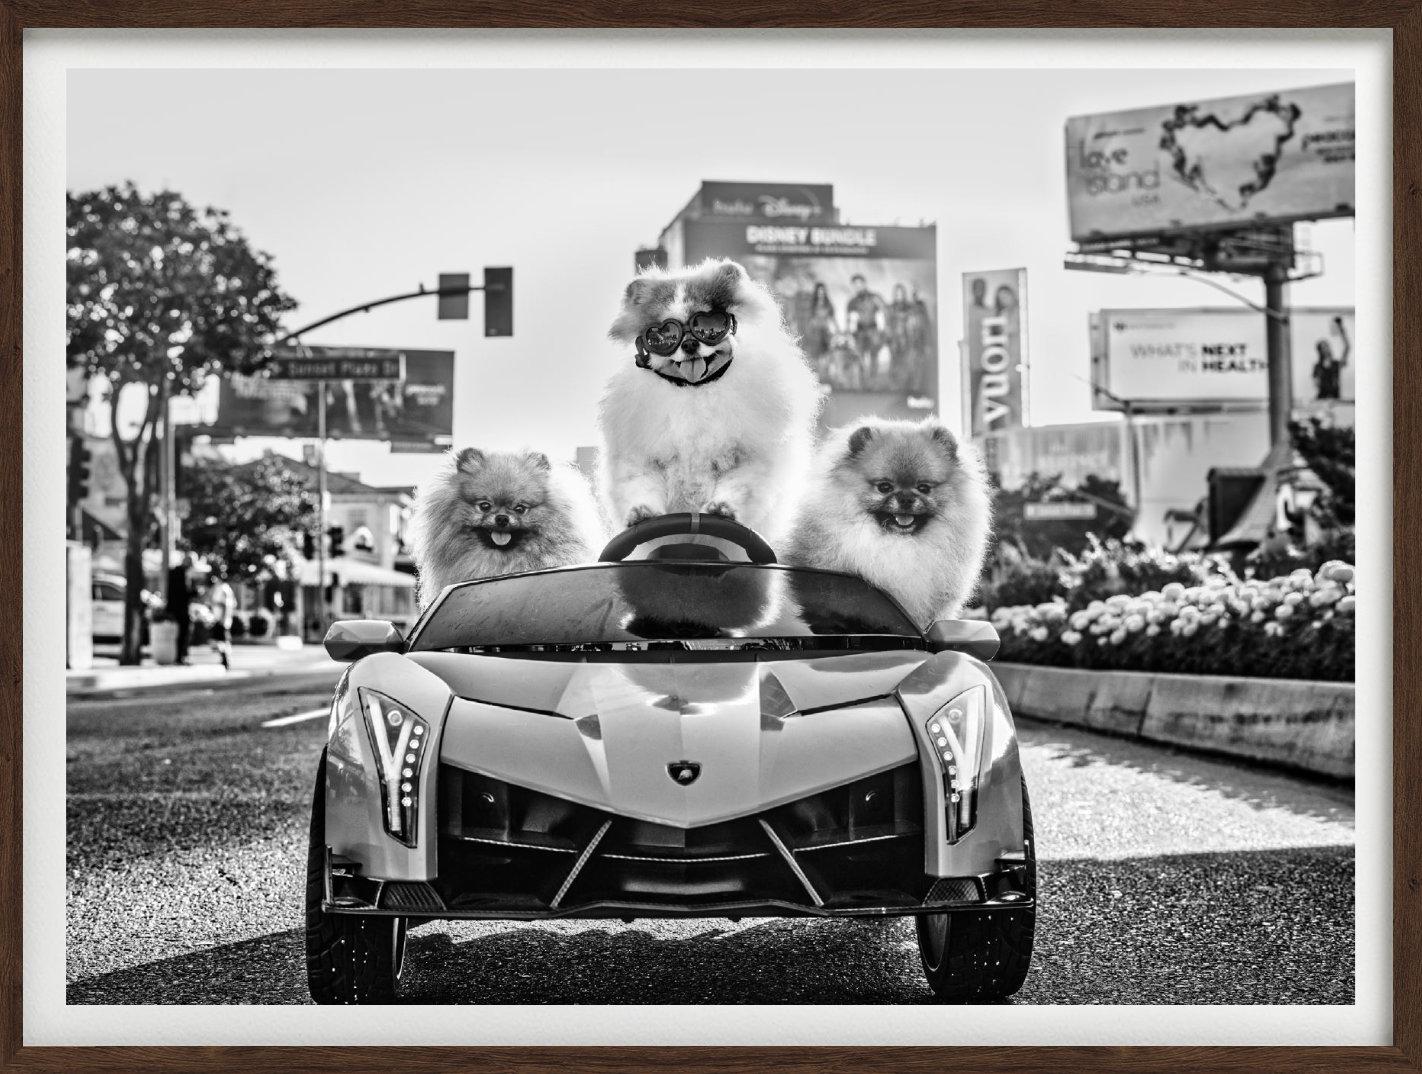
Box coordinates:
[90,573,127,641]
[305,514,1036,1004]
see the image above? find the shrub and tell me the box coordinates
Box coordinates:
[981,534,1229,615]
[229,613,248,640]
[248,610,273,638]
[977,558,1068,611]
[989,560,1355,682]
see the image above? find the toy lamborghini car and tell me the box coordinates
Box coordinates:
[305,513,1035,1004]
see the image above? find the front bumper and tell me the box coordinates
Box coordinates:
[322,849,1033,920]
[321,762,1034,920]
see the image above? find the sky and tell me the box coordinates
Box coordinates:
[66,65,1354,488]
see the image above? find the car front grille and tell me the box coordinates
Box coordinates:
[434,763,930,913]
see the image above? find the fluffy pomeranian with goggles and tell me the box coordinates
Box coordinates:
[784,417,992,627]
[598,258,821,543]
[408,447,607,608]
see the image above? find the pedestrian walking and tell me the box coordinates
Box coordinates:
[207,571,236,671]
[166,550,192,665]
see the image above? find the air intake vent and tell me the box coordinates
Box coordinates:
[380,881,445,912]
[927,877,982,904]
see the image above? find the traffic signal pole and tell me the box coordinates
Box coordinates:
[270,271,507,348]
[317,378,327,634]
[158,375,174,602]
[259,269,512,638]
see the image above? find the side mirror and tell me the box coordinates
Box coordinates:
[324,620,406,662]
[924,619,1000,661]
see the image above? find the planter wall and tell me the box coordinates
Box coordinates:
[993,662,1354,780]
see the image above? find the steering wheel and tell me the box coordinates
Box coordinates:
[598,512,777,565]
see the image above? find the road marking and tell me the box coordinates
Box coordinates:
[261,707,328,729]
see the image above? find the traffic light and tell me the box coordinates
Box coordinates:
[68,436,93,504]
[437,273,471,321]
[484,266,513,337]
[302,532,316,560]
[327,525,345,558]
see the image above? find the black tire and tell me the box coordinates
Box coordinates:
[305,751,408,1004]
[915,778,1036,1003]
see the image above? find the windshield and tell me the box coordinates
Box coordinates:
[408,563,921,652]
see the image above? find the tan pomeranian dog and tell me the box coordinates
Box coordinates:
[599,258,821,543]
[408,447,607,608]
[784,417,992,627]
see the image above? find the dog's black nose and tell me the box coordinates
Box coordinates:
[494,513,510,527]
[680,336,701,355]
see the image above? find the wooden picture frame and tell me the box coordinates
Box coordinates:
[3,6,1414,1072]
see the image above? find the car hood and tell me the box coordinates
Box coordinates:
[411,650,929,827]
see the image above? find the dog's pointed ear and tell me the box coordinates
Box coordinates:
[454,447,485,472]
[703,260,749,310]
[926,423,959,460]
[847,426,876,458]
[526,450,551,472]
[610,274,672,342]
[623,277,653,307]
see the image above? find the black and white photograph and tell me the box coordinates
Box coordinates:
[32,29,1389,1047]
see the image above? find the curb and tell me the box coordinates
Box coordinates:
[994,662,1355,780]
[66,659,338,696]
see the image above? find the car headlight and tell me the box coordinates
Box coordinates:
[359,688,430,847]
[924,684,987,843]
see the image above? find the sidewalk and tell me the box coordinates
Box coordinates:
[67,640,339,695]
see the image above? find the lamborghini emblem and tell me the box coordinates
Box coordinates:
[667,761,702,785]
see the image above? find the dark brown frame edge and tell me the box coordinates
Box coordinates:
[1,5,1415,1073]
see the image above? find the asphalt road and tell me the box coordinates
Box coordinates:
[66,669,1355,1005]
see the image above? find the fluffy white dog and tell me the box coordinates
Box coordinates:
[598,258,821,544]
[785,417,993,627]
[408,447,607,609]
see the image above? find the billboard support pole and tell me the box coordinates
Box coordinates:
[1262,259,1294,450]
[1123,399,1143,517]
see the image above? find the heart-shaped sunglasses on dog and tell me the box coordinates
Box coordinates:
[635,309,737,361]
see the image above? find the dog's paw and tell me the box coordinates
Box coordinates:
[702,501,738,520]
[625,505,659,526]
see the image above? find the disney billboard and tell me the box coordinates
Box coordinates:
[680,220,938,422]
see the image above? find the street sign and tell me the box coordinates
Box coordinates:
[267,349,405,382]
[1024,501,1097,522]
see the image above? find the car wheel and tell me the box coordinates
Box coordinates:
[915,778,1036,1003]
[304,750,409,1004]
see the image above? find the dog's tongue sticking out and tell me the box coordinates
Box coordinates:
[668,352,730,385]
[491,531,512,547]
[894,514,914,528]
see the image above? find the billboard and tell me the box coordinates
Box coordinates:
[1066,82,1354,242]
[203,347,454,452]
[962,269,1028,437]
[680,220,939,422]
[1090,307,1355,410]
[689,181,836,223]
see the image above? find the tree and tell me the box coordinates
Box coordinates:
[1289,416,1355,527]
[182,453,317,582]
[67,184,296,663]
